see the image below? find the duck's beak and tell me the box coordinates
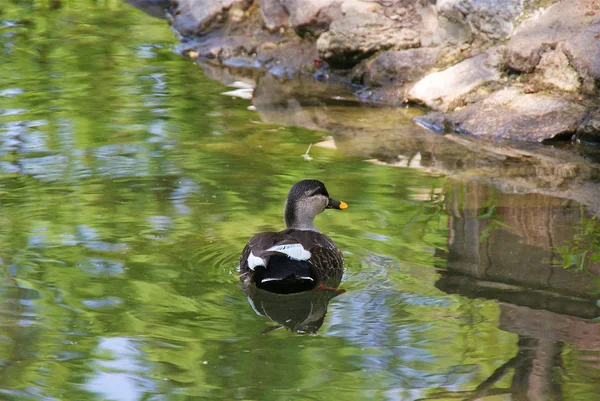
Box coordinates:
[327,198,348,210]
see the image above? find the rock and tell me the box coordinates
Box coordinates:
[506,0,600,72]
[563,23,600,94]
[255,36,321,73]
[280,0,342,37]
[171,0,252,36]
[168,0,600,149]
[577,112,600,142]
[229,3,247,23]
[282,0,391,37]
[258,0,290,31]
[317,13,421,68]
[408,53,500,111]
[418,88,588,142]
[437,0,522,41]
[180,34,258,61]
[355,48,439,88]
[533,46,581,92]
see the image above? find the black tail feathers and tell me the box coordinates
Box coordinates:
[254,254,316,294]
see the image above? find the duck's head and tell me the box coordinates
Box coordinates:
[284,180,348,231]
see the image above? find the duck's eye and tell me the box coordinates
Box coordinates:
[307,188,329,197]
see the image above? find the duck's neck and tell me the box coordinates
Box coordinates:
[284,200,320,232]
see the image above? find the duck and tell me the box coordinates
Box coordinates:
[239,179,348,294]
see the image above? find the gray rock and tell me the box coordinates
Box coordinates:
[281,0,342,37]
[437,0,522,41]
[258,0,290,31]
[563,22,600,94]
[506,0,600,72]
[577,112,600,143]
[171,0,252,36]
[353,48,439,89]
[408,53,500,111]
[168,0,600,149]
[420,88,588,141]
[180,34,258,61]
[533,46,581,92]
[317,13,421,68]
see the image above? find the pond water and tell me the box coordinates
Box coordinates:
[1,2,599,401]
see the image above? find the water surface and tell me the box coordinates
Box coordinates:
[0,2,599,401]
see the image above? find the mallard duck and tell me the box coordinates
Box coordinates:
[239,179,348,294]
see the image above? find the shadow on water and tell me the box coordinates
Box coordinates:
[429,180,600,400]
[123,0,170,19]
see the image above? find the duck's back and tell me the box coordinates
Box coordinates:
[239,229,344,285]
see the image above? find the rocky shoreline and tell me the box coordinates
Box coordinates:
[155,0,600,144]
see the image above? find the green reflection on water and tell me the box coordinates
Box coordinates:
[1,2,596,401]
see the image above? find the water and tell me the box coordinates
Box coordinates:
[1,2,599,400]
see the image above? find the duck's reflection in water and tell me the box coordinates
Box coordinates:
[241,275,345,335]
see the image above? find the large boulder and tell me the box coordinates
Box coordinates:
[563,22,600,94]
[408,52,501,111]
[165,0,600,146]
[268,0,376,37]
[258,0,290,31]
[171,0,252,36]
[417,88,588,142]
[356,47,439,87]
[531,45,581,92]
[278,0,342,37]
[506,0,600,72]
[437,0,522,41]
[316,4,423,68]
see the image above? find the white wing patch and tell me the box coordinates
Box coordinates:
[247,251,265,270]
[260,276,313,283]
[267,244,311,261]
